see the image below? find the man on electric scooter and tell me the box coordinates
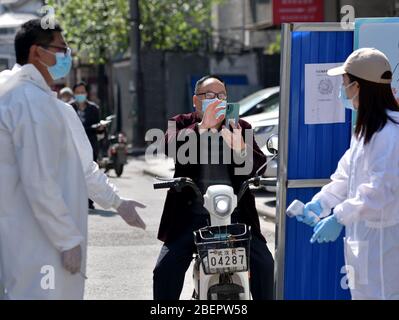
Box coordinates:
[153,75,274,300]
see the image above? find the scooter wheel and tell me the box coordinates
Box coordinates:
[115,164,124,177]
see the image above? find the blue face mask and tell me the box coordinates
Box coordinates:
[339,82,358,111]
[202,98,227,118]
[75,94,87,103]
[40,48,72,80]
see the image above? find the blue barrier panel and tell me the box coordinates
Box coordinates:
[284,30,353,299]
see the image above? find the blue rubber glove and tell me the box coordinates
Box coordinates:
[310,215,343,244]
[296,200,322,227]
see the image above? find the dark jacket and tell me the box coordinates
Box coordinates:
[71,101,101,157]
[157,112,267,243]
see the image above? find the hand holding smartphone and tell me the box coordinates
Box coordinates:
[224,103,240,128]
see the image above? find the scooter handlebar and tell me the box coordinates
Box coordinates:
[153,181,175,189]
[154,176,272,203]
[237,176,275,202]
[153,177,204,202]
[259,179,277,186]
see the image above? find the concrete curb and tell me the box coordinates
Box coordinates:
[257,208,276,222]
[143,167,173,179]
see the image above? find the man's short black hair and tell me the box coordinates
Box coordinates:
[194,75,226,94]
[14,18,63,65]
[73,81,88,92]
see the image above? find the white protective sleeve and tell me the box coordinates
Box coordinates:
[84,160,122,209]
[333,127,399,226]
[61,104,122,209]
[11,101,84,252]
[312,148,351,217]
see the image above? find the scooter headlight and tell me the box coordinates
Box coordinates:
[214,196,231,216]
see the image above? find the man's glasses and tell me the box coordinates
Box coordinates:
[39,44,72,56]
[196,91,227,100]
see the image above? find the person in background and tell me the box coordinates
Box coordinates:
[71,82,104,210]
[71,82,103,162]
[59,86,73,103]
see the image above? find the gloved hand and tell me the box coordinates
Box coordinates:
[117,199,146,230]
[296,200,323,227]
[62,245,82,274]
[310,215,343,244]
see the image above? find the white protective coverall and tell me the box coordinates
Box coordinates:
[313,111,399,299]
[0,64,121,299]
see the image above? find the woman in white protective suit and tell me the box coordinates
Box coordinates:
[297,48,399,300]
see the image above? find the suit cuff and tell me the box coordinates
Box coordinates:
[333,203,357,226]
[311,193,334,218]
[111,195,123,210]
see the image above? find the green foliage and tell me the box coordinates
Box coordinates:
[45,0,222,65]
[265,33,281,55]
[140,0,221,51]
[46,0,130,64]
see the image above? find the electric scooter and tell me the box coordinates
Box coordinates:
[153,135,278,300]
[92,115,128,177]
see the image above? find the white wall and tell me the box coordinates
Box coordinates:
[210,52,262,102]
[4,0,43,14]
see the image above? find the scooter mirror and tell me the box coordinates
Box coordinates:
[100,120,112,126]
[266,134,278,155]
[106,115,116,121]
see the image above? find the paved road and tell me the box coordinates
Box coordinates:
[84,158,276,300]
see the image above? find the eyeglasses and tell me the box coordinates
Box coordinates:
[196,91,227,100]
[39,44,72,56]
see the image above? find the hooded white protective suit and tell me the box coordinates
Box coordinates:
[55,88,122,211]
[0,64,121,299]
[0,64,21,299]
[313,110,399,300]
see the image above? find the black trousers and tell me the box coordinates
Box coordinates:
[153,215,274,300]
[88,148,98,210]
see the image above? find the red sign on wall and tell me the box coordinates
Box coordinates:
[273,0,324,25]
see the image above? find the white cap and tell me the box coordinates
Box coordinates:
[60,87,73,95]
[327,48,392,84]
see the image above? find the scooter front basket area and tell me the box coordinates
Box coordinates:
[193,223,251,275]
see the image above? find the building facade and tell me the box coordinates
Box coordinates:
[212,0,398,53]
[0,0,42,71]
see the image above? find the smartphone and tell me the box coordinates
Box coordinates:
[225,103,240,127]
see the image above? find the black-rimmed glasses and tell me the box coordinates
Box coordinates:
[196,91,227,100]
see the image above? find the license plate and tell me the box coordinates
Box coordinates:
[207,248,247,273]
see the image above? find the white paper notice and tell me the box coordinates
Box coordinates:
[304,63,345,125]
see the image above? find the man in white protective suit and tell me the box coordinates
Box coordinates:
[0,19,146,299]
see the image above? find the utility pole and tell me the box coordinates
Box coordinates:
[129,0,145,150]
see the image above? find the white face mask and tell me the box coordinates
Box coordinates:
[339,82,358,111]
